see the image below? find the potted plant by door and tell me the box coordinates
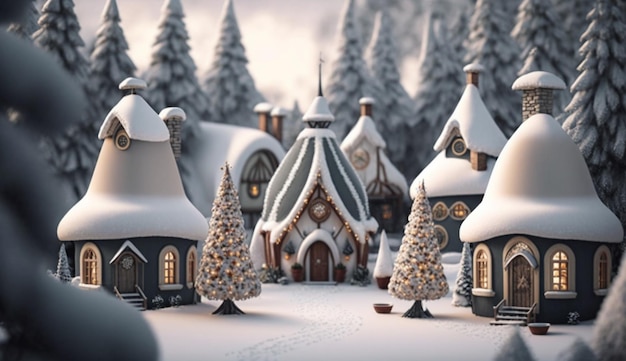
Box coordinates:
[291,262,304,282]
[334,263,347,283]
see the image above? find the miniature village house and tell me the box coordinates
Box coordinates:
[411,63,507,253]
[57,78,208,309]
[250,86,378,283]
[341,97,408,233]
[459,71,624,324]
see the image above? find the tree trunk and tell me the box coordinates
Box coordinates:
[402,300,433,318]
[212,299,245,315]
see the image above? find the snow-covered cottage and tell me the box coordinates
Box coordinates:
[341,97,408,233]
[57,78,208,309]
[250,90,378,283]
[411,64,507,253]
[459,71,624,324]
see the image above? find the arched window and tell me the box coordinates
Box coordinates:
[80,243,102,286]
[432,202,449,221]
[186,246,197,288]
[241,150,279,200]
[594,246,612,295]
[472,244,494,297]
[544,244,576,298]
[450,202,470,220]
[159,246,182,290]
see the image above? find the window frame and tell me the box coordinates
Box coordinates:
[472,243,494,297]
[593,245,612,295]
[186,246,197,288]
[450,201,470,221]
[80,243,102,286]
[544,244,577,299]
[159,246,182,290]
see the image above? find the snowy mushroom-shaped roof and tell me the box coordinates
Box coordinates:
[159,107,186,121]
[433,84,507,156]
[255,126,377,245]
[58,87,208,242]
[463,62,485,73]
[271,106,289,117]
[460,114,623,243]
[512,71,567,90]
[98,78,170,141]
[359,97,375,105]
[253,102,273,113]
[302,96,335,123]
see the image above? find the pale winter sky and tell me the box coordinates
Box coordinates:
[74,0,358,109]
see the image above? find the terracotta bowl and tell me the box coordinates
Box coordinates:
[528,322,550,335]
[373,303,393,314]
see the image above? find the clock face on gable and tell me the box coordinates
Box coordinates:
[351,148,370,170]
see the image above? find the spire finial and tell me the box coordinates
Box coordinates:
[318,53,324,97]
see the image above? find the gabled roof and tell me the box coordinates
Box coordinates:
[341,115,385,151]
[110,240,148,264]
[98,94,170,142]
[460,114,623,243]
[256,128,377,245]
[433,84,507,157]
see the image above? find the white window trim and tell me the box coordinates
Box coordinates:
[593,245,612,292]
[473,243,492,292]
[159,284,183,291]
[449,201,470,221]
[159,245,180,286]
[79,242,102,286]
[186,246,197,289]
[544,291,577,299]
[78,283,102,290]
[544,244,576,292]
[472,288,495,297]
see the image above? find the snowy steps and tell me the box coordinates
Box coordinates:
[120,292,146,310]
[491,306,533,326]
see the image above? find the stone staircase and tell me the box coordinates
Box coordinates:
[114,286,147,310]
[490,300,535,326]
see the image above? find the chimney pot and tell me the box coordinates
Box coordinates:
[463,63,484,88]
[254,102,273,134]
[359,97,375,117]
[159,107,186,160]
[270,106,288,143]
[119,77,147,95]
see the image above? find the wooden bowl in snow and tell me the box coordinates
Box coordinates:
[528,323,550,335]
[373,303,393,314]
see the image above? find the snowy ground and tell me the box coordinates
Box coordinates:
[144,250,594,361]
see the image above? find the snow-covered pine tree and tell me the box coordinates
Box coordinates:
[54,243,72,283]
[373,230,393,289]
[326,0,382,141]
[412,10,464,177]
[592,253,626,360]
[203,0,263,129]
[282,100,304,148]
[89,0,136,122]
[388,181,448,318]
[196,163,261,315]
[452,241,472,307]
[561,0,626,252]
[556,338,597,361]
[145,0,210,134]
[7,0,39,40]
[33,0,101,201]
[365,8,414,178]
[493,327,536,361]
[552,0,595,60]
[464,0,521,137]
[512,0,575,117]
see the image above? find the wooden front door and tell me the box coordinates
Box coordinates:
[116,253,137,293]
[309,241,330,282]
[508,256,533,308]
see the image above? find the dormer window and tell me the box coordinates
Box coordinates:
[115,128,131,151]
[451,138,467,157]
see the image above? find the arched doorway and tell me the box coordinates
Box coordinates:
[115,252,140,293]
[507,256,533,307]
[503,238,539,310]
[307,241,333,282]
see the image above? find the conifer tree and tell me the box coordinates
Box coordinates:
[7,0,39,40]
[55,243,72,283]
[592,254,626,360]
[33,0,101,201]
[493,327,536,361]
[373,230,393,288]
[452,241,472,307]
[196,164,261,315]
[203,0,263,129]
[146,0,210,133]
[89,0,136,121]
[512,0,574,116]
[552,0,594,60]
[556,338,597,361]
[561,0,626,250]
[282,100,304,148]
[365,8,414,177]
[326,0,381,140]
[464,0,521,137]
[388,182,448,318]
[412,11,464,176]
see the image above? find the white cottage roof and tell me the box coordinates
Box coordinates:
[433,84,507,157]
[98,94,170,142]
[303,96,335,123]
[512,71,567,90]
[460,114,623,243]
[411,152,496,198]
[255,127,378,245]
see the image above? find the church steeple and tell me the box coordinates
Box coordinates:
[303,56,334,129]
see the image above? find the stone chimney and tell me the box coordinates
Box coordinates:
[119,77,146,95]
[470,151,487,171]
[270,106,287,143]
[254,102,273,134]
[359,97,375,117]
[159,107,186,160]
[512,71,566,121]
[463,62,485,88]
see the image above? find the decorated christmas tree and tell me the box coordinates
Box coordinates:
[452,241,472,307]
[196,164,261,315]
[388,182,448,318]
[54,243,72,283]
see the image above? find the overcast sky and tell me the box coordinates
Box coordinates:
[75,0,349,109]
